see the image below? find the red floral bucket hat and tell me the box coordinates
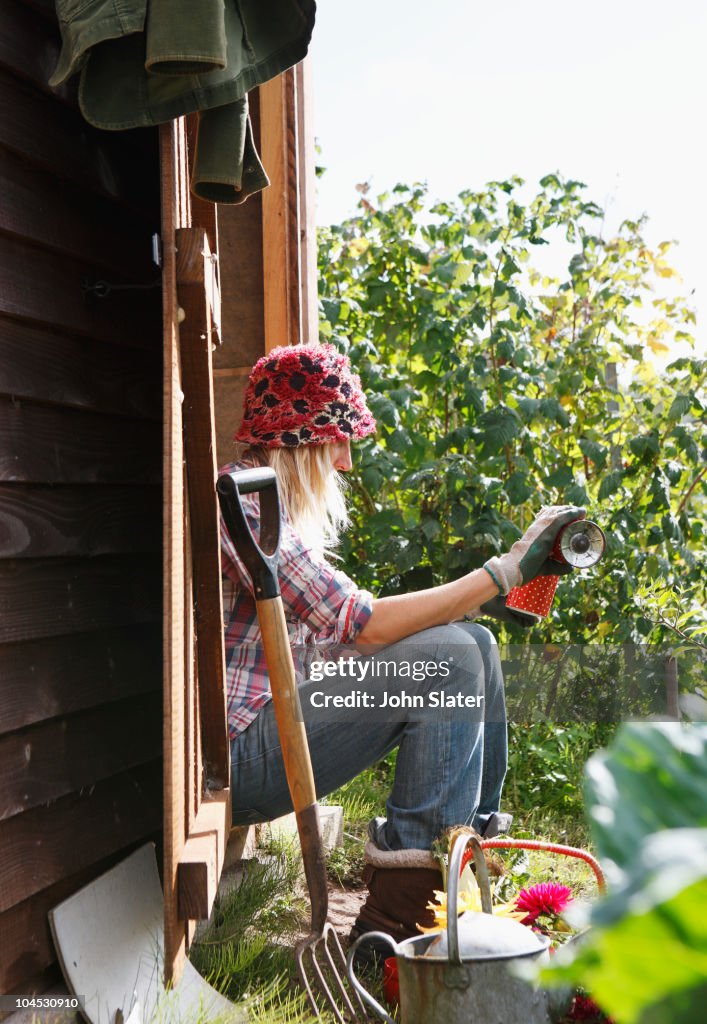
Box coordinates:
[235,343,377,448]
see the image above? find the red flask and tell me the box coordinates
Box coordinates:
[505,520,605,620]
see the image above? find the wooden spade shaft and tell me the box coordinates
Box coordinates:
[255,596,328,933]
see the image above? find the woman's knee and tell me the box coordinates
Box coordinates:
[401,624,483,668]
[457,620,497,652]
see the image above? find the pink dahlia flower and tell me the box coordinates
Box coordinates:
[515,882,573,924]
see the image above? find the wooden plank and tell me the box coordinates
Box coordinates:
[0,968,64,1018]
[213,196,264,370]
[212,367,252,377]
[161,119,188,986]
[0,555,161,645]
[214,374,247,469]
[283,69,302,344]
[186,115,221,345]
[186,113,218,255]
[0,692,162,820]
[184,537,199,834]
[177,835,217,920]
[0,484,160,558]
[0,234,161,349]
[260,73,300,351]
[19,0,58,27]
[0,845,154,995]
[0,400,161,484]
[0,317,160,418]
[0,69,133,203]
[0,761,162,914]
[176,227,229,789]
[0,147,155,278]
[177,788,231,920]
[0,0,72,104]
[213,91,264,371]
[0,625,161,734]
[296,57,319,346]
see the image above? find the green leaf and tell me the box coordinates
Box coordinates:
[628,430,660,459]
[544,831,707,1024]
[517,397,541,421]
[320,297,342,325]
[478,407,521,452]
[501,256,520,280]
[659,516,680,540]
[539,397,570,427]
[394,539,424,574]
[564,482,590,505]
[421,518,441,540]
[577,440,606,471]
[544,465,574,488]
[649,468,671,510]
[540,726,707,1023]
[386,428,414,454]
[463,382,485,413]
[598,470,624,500]
[505,471,535,505]
[452,262,473,287]
[584,723,707,870]
[360,465,384,493]
[451,501,471,533]
[368,394,399,428]
[668,394,692,420]
[665,459,684,485]
[671,426,699,463]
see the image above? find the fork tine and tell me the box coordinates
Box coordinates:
[296,924,375,1022]
[318,927,363,1020]
[322,926,372,1020]
[297,935,347,1023]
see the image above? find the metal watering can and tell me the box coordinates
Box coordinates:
[346,835,553,1024]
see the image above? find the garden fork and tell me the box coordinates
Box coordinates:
[217,467,374,1022]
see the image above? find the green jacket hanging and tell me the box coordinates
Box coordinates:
[50,0,316,204]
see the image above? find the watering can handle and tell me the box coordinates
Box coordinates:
[447,834,493,965]
[346,932,398,1024]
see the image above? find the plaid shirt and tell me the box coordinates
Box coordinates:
[219,461,374,739]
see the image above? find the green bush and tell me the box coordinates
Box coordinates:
[318,176,706,645]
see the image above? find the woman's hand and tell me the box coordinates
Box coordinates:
[478,595,537,628]
[482,505,586,595]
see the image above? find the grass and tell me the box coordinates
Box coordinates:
[324,755,394,888]
[505,721,617,848]
[189,838,322,1023]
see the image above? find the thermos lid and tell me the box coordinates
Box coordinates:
[424,910,548,960]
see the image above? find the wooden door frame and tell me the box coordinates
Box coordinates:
[159,60,318,985]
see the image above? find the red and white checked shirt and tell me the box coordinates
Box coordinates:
[219,461,374,739]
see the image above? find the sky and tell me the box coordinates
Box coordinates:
[309,0,706,352]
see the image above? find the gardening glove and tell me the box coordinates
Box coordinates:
[478,595,537,628]
[483,505,586,595]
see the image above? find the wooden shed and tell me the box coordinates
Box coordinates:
[0,0,316,1009]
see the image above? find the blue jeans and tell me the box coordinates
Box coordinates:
[229,622,507,850]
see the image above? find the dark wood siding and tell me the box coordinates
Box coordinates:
[0,0,162,1000]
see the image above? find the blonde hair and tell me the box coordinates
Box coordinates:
[243,445,350,558]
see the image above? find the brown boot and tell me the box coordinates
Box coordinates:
[348,842,443,964]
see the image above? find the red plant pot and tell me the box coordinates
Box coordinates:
[383,956,400,1007]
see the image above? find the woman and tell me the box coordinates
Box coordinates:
[220,342,582,947]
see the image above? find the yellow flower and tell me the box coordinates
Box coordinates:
[418,885,526,933]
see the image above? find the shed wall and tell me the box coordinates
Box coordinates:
[0,0,163,999]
